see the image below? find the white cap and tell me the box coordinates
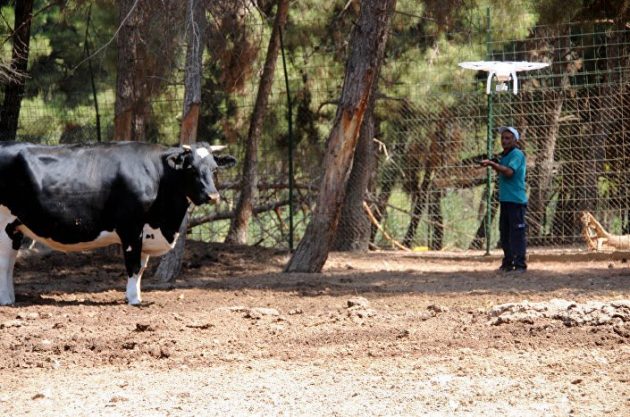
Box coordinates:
[498,126,520,141]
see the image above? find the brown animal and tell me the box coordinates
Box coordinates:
[580,211,630,251]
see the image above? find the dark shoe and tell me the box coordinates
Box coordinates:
[497,265,513,273]
[510,267,527,274]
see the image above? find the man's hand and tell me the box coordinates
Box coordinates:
[480,159,514,177]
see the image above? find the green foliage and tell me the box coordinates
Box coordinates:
[2,0,628,248]
[531,0,630,25]
[25,1,117,108]
[198,59,237,145]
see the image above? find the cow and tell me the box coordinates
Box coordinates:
[0,141,236,305]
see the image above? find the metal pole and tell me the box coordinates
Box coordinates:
[486,90,493,256]
[485,7,493,256]
[279,26,295,251]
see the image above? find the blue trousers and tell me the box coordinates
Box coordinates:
[499,202,527,269]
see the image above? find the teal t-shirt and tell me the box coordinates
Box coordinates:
[498,148,527,204]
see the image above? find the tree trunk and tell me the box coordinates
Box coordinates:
[402,112,450,249]
[551,89,606,244]
[155,0,206,282]
[469,185,499,249]
[370,141,405,243]
[527,91,564,243]
[155,215,189,282]
[525,27,575,245]
[332,89,377,251]
[369,99,416,244]
[403,170,432,248]
[552,129,578,245]
[113,0,176,141]
[114,0,143,140]
[428,188,443,250]
[225,0,289,245]
[285,0,396,273]
[578,89,605,213]
[0,0,33,141]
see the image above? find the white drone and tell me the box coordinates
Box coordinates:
[458,61,550,95]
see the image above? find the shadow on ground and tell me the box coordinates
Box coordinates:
[9,240,630,306]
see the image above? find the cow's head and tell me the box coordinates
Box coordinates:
[165,143,236,205]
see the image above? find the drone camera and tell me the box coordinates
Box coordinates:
[496,82,509,92]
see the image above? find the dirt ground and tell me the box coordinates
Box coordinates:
[0,241,628,417]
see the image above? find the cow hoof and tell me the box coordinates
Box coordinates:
[126,298,142,306]
[125,294,142,306]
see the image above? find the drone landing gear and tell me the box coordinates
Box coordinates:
[485,71,519,95]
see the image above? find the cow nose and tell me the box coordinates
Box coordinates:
[208,193,221,203]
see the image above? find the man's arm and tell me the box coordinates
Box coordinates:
[480,159,514,177]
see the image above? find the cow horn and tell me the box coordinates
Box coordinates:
[210,145,226,152]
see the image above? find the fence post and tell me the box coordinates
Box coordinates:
[485,7,493,256]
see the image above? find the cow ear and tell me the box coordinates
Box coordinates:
[166,147,193,170]
[214,155,237,169]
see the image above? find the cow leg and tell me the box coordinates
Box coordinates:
[122,235,149,305]
[0,241,18,305]
[0,211,19,305]
[126,254,149,306]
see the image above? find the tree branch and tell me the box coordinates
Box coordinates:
[189,199,291,228]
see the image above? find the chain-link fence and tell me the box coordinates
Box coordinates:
[4,4,630,252]
[374,16,630,252]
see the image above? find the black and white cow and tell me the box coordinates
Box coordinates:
[0,141,236,305]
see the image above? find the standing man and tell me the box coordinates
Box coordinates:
[481,126,527,273]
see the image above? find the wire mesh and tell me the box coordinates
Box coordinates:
[2,3,629,252]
